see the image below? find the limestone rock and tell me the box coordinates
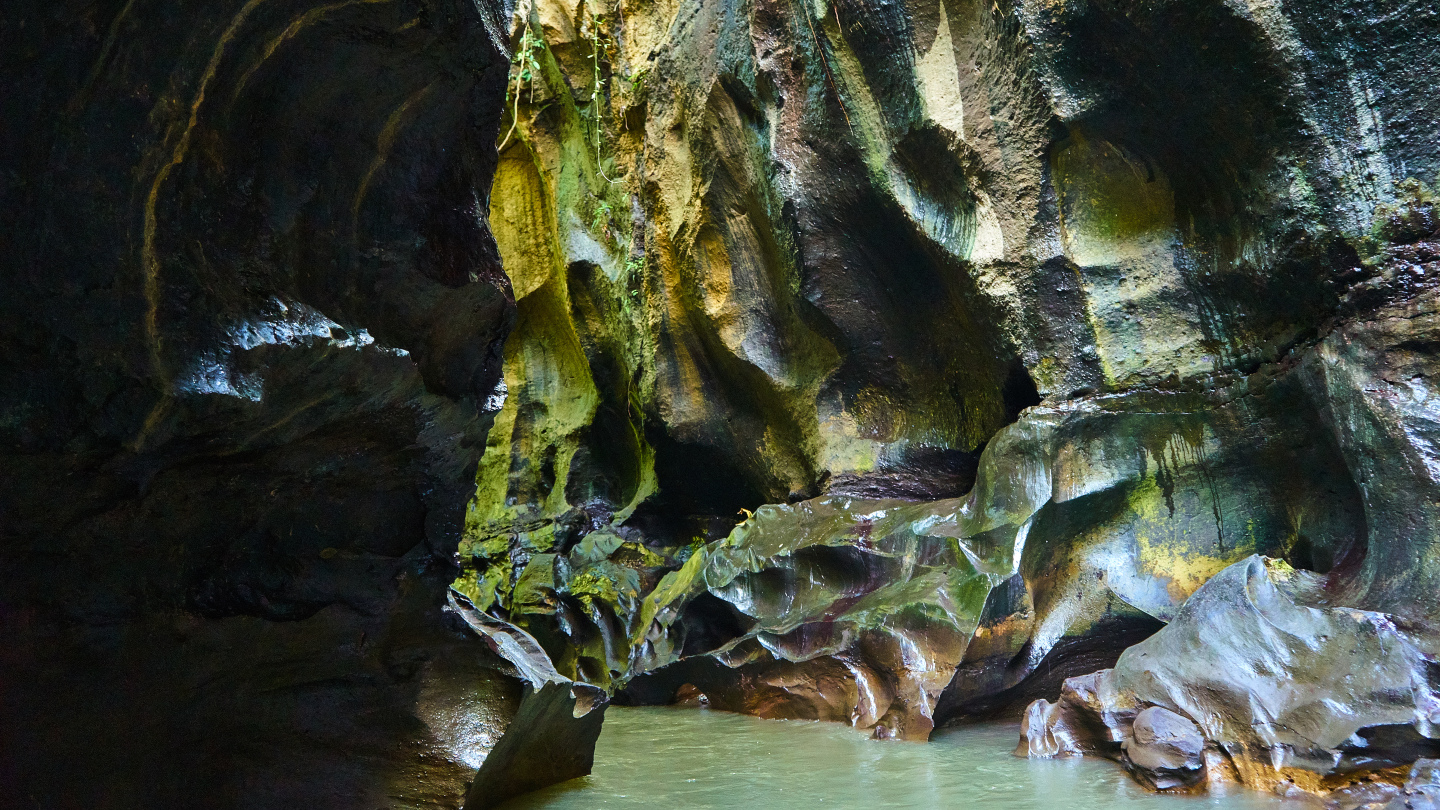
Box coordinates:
[1022,556,1440,797]
[2,0,521,805]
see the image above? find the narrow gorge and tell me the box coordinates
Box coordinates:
[3,0,1440,806]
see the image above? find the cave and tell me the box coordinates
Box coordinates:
[4,0,1440,806]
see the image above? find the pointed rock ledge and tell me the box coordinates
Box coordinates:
[449,591,609,808]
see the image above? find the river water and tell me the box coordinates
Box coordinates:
[507,706,1310,810]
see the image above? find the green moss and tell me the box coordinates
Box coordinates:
[458,532,512,561]
[566,568,621,608]
[613,541,665,568]
[453,557,515,612]
[1053,132,1177,263]
[629,546,711,648]
[1362,178,1439,258]
[512,554,558,611]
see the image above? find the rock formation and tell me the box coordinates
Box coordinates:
[6,0,1440,803]
[1,0,543,806]
[1019,556,1440,798]
[448,0,1440,799]
[447,592,608,810]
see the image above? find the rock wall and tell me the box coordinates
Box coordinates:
[0,0,535,806]
[6,0,1440,803]
[460,0,1440,794]
[462,0,1439,560]
[1019,556,1440,799]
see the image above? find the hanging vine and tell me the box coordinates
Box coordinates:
[497,21,546,152]
[578,9,621,183]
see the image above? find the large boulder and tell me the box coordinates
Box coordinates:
[1020,556,1440,797]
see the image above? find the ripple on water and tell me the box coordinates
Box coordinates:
[503,706,1312,810]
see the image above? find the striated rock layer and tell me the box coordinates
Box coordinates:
[456,0,1440,791]
[0,0,578,806]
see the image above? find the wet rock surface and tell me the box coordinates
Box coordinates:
[1020,556,1440,798]
[1,0,530,805]
[7,0,1440,801]
[447,592,609,810]
[1123,707,1207,791]
[457,0,1440,790]
[0,575,527,809]
[475,361,1371,739]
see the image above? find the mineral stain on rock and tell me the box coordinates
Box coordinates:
[4,0,1440,805]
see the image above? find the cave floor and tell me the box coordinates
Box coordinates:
[505,707,1310,809]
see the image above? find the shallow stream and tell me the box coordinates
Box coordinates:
[508,706,1310,809]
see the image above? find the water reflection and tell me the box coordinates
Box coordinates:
[507,707,1309,809]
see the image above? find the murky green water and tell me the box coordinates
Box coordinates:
[508,707,1309,810]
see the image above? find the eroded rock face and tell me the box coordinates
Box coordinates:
[1015,190,1440,797]
[1020,556,1440,797]
[461,0,1437,558]
[9,0,1440,801]
[1,0,529,806]
[463,367,1366,738]
[455,0,1440,746]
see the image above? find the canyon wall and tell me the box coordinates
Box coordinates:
[5,0,1440,804]
[1,0,532,806]
[463,0,1440,797]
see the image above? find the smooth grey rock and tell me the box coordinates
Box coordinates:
[1022,556,1440,795]
[1123,706,1207,790]
[1404,759,1440,809]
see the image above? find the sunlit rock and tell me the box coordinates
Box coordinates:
[1021,556,1440,797]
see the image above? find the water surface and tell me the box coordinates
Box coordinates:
[509,706,1309,810]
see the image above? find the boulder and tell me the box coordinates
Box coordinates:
[1022,556,1440,797]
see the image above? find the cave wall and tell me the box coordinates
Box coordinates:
[460,0,1440,761]
[0,0,527,806]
